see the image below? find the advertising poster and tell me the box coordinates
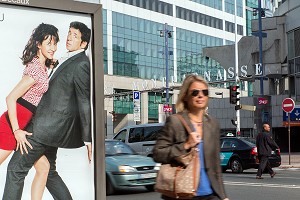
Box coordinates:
[0,1,103,199]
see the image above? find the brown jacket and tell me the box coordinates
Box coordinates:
[153,111,227,200]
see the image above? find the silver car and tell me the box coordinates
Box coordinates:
[105,140,160,195]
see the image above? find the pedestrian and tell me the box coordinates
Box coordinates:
[256,123,279,179]
[2,21,92,200]
[0,23,59,200]
[153,74,229,200]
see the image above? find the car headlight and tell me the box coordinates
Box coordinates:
[154,163,161,170]
[119,165,136,172]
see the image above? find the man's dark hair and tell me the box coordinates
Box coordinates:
[70,21,91,50]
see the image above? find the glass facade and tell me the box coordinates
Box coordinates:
[103,1,249,120]
[113,89,133,114]
[103,9,108,74]
[225,21,244,35]
[225,0,243,17]
[288,29,300,101]
[225,40,235,45]
[176,7,223,30]
[113,0,173,16]
[112,12,173,80]
[246,0,258,36]
[176,28,224,83]
[148,92,163,120]
[189,0,222,11]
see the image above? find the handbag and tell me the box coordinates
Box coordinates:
[155,114,200,199]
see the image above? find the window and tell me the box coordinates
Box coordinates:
[114,130,127,143]
[128,127,143,143]
[221,139,239,149]
[143,126,163,141]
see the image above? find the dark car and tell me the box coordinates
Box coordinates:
[220,137,281,173]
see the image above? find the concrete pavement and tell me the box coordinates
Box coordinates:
[279,152,300,168]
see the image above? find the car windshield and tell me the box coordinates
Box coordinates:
[105,141,136,156]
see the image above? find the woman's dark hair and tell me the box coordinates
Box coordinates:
[22,23,59,67]
[70,21,91,50]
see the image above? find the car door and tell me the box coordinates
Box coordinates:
[127,127,144,155]
[220,138,235,167]
[141,126,162,157]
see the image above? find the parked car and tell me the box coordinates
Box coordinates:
[112,123,164,157]
[105,140,160,195]
[220,137,281,173]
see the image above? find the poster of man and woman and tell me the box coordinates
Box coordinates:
[0,2,96,199]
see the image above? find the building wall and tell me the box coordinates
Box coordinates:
[99,0,248,136]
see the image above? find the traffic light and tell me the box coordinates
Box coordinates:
[261,9,265,17]
[252,8,257,16]
[229,85,240,104]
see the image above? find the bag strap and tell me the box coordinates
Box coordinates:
[175,114,200,195]
[175,114,193,134]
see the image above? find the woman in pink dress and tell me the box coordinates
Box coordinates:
[0,23,59,200]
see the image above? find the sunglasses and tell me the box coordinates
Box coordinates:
[190,89,209,97]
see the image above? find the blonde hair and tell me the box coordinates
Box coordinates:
[175,74,209,113]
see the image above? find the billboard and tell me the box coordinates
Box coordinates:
[0,1,104,200]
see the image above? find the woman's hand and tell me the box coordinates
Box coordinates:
[223,198,230,200]
[14,130,33,154]
[184,131,201,149]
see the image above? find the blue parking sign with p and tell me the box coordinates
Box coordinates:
[133,91,140,100]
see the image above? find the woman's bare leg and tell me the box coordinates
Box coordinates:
[0,149,12,165]
[32,155,50,200]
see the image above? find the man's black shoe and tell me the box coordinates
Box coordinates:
[271,172,276,178]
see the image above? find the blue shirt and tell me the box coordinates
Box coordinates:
[196,140,213,196]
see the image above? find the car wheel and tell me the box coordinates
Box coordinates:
[230,158,243,173]
[145,184,155,191]
[106,176,114,195]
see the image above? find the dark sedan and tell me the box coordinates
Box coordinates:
[220,137,281,173]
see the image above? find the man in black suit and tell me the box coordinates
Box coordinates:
[3,21,92,200]
[256,123,279,179]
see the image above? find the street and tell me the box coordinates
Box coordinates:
[1,151,299,200]
[107,168,300,200]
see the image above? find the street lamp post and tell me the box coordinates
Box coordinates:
[164,23,170,105]
[159,23,172,106]
[252,0,266,95]
[258,0,264,95]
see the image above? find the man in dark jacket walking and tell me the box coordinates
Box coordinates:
[256,123,279,179]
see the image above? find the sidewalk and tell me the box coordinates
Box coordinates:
[279,152,300,168]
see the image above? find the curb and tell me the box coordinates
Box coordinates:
[278,165,300,169]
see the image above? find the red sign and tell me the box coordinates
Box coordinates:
[163,105,172,112]
[282,98,295,113]
[258,97,268,105]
